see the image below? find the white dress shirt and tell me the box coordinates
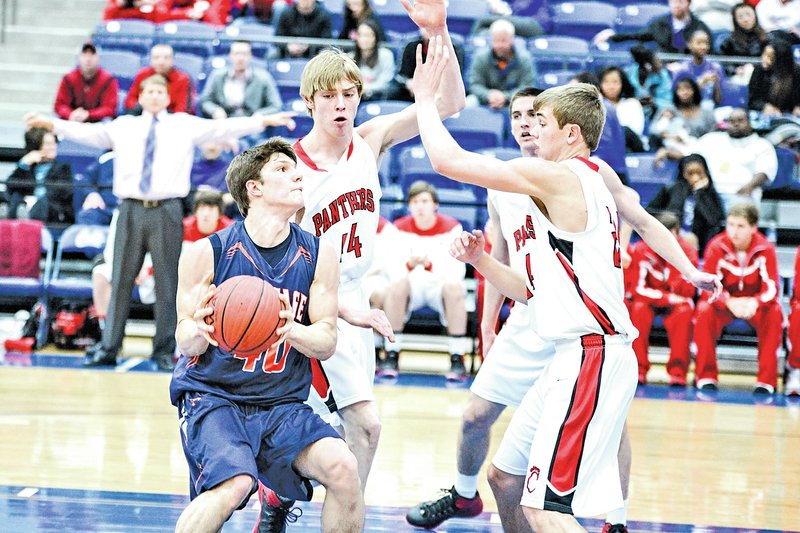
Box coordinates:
[53,111,265,201]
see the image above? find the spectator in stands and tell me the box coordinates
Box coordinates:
[54,42,118,123]
[348,20,395,101]
[76,152,118,226]
[126,44,194,114]
[755,0,800,44]
[650,77,716,156]
[233,0,291,24]
[103,0,230,25]
[748,39,800,116]
[785,246,800,396]
[385,29,465,102]
[692,0,739,32]
[628,212,698,386]
[598,66,647,152]
[697,107,778,209]
[274,0,333,58]
[4,127,74,225]
[338,0,385,42]
[467,18,535,110]
[647,153,726,254]
[693,202,783,394]
[26,74,296,372]
[199,40,283,119]
[625,45,673,120]
[378,181,470,380]
[672,29,727,107]
[182,189,233,242]
[718,3,769,69]
[594,0,714,54]
[190,141,239,192]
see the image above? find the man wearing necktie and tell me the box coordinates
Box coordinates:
[26,74,296,371]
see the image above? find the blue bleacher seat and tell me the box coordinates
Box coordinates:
[156,20,217,57]
[273,99,315,140]
[626,154,677,205]
[443,107,505,152]
[398,145,463,194]
[58,140,108,177]
[378,151,392,187]
[540,69,578,88]
[719,80,748,108]
[764,147,799,190]
[268,58,310,103]
[437,187,480,233]
[355,99,410,126]
[93,19,156,56]
[217,23,276,58]
[173,52,206,91]
[614,4,670,34]
[448,0,490,37]
[321,0,343,35]
[116,89,127,116]
[550,1,617,41]
[98,49,142,91]
[528,35,591,72]
[46,224,109,302]
[372,0,417,34]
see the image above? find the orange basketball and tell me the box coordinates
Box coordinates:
[208,275,284,356]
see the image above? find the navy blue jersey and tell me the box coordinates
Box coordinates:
[170,222,320,407]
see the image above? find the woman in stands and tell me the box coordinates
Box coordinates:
[647,153,725,253]
[748,39,800,117]
[349,19,395,101]
[4,127,74,226]
[625,45,673,121]
[649,77,716,157]
[718,3,769,74]
[598,65,648,152]
[338,0,385,42]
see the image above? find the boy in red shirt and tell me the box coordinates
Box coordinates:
[693,203,783,394]
[183,189,233,242]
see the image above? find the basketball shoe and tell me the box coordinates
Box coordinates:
[255,483,302,533]
[377,351,399,378]
[602,523,629,533]
[406,486,483,529]
[784,366,800,397]
[446,354,467,381]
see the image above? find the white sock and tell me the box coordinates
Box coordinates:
[454,473,478,498]
[384,335,402,353]
[448,335,468,356]
[605,500,628,525]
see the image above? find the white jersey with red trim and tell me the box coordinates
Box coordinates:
[294,133,381,286]
[523,157,637,341]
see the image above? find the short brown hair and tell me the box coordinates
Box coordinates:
[532,83,606,151]
[140,73,168,91]
[728,202,759,226]
[226,138,297,217]
[300,48,363,115]
[508,87,543,118]
[193,189,225,213]
[656,211,680,232]
[407,180,439,203]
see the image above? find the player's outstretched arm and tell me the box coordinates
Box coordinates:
[593,157,722,298]
[27,112,115,150]
[278,241,340,360]
[452,230,528,303]
[176,239,217,357]
[480,203,510,355]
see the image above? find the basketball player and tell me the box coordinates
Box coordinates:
[412,41,720,531]
[170,139,364,533]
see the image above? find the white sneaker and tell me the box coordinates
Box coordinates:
[785,367,800,397]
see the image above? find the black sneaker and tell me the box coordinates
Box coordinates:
[406,486,483,529]
[602,523,629,533]
[255,484,302,533]
[446,354,467,381]
[377,351,399,378]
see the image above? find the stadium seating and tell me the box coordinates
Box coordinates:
[550,1,618,41]
[273,99,315,139]
[46,224,109,303]
[625,153,677,205]
[442,106,505,152]
[398,145,464,194]
[156,20,218,57]
[528,35,591,73]
[614,4,670,34]
[764,147,800,190]
[321,0,343,35]
[0,220,53,300]
[173,52,207,91]
[447,0,490,37]
[268,58,309,102]
[93,19,156,55]
[98,50,142,91]
[719,80,748,108]
[217,22,276,58]
[58,140,109,178]
[372,0,418,34]
[355,99,410,126]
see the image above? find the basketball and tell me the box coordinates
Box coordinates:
[208,275,285,356]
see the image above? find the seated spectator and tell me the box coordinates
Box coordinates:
[594,0,714,54]
[625,45,673,120]
[182,189,233,242]
[190,141,239,191]
[234,0,291,24]
[385,29,465,102]
[697,108,778,209]
[199,40,283,119]
[348,20,395,101]
[671,29,727,108]
[718,3,769,76]
[785,246,800,396]
[466,18,535,110]
[338,0,385,42]
[4,127,74,225]
[125,44,194,114]
[647,153,725,253]
[54,42,118,123]
[103,0,229,25]
[693,202,783,394]
[692,0,739,32]
[76,152,118,226]
[628,212,698,386]
[274,0,333,58]
[755,0,800,44]
[650,77,716,157]
[379,181,470,380]
[748,39,800,117]
[598,66,647,152]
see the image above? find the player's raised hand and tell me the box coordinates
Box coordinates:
[451,230,486,264]
[400,0,446,30]
[688,269,722,300]
[412,35,449,102]
[259,111,297,130]
[274,289,295,345]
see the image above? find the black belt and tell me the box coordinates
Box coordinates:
[125,198,178,208]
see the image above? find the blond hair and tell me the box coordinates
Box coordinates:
[300,48,363,115]
[140,73,168,91]
[728,202,759,226]
[532,83,606,151]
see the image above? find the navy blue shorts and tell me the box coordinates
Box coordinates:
[177,392,341,503]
